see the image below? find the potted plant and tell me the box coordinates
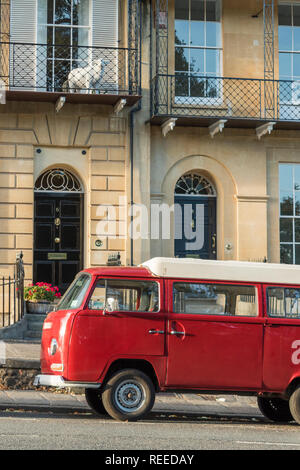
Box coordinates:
[24,282,62,314]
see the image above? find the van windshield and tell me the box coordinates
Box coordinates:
[57,274,91,310]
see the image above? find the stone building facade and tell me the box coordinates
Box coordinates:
[0,101,128,285]
[0,0,299,291]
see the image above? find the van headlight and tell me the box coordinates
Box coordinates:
[49,338,58,356]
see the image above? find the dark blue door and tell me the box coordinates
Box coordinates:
[174,196,217,259]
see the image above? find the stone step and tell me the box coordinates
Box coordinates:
[25,314,47,324]
[27,321,44,332]
[25,314,46,339]
[23,330,43,340]
[19,313,47,341]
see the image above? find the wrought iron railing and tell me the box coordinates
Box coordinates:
[151,74,300,122]
[0,252,25,328]
[0,42,140,96]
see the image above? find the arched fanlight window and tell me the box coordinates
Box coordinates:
[175,173,216,196]
[34,168,83,193]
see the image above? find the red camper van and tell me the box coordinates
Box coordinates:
[34,257,300,423]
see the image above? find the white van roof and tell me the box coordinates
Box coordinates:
[141,257,300,285]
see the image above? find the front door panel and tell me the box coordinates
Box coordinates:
[174,196,217,259]
[34,193,83,293]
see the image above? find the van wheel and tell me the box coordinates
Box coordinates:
[85,389,107,416]
[101,369,155,422]
[289,386,300,424]
[257,396,293,422]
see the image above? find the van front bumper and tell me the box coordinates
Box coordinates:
[33,374,101,389]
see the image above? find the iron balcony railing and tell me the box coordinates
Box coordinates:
[151,74,300,122]
[0,42,140,96]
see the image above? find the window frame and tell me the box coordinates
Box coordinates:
[278,2,300,105]
[85,277,162,314]
[37,0,92,91]
[37,0,91,43]
[173,0,223,105]
[279,163,300,264]
[171,279,260,318]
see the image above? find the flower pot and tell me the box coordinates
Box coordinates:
[26,300,54,315]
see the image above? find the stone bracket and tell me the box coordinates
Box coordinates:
[209,119,227,138]
[256,122,276,140]
[55,96,66,113]
[161,118,177,137]
[114,98,127,114]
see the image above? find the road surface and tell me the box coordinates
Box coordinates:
[0,408,299,451]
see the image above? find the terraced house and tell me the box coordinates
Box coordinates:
[0,0,141,294]
[0,0,299,296]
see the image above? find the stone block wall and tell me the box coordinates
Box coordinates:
[0,101,129,283]
[0,138,34,282]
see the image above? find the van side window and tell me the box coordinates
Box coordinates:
[173,283,258,317]
[267,287,300,318]
[88,279,159,312]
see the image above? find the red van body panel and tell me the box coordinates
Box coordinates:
[164,279,265,391]
[262,284,300,393]
[40,309,78,376]
[38,266,300,396]
[67,315,167,386]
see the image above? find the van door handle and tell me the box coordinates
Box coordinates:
[148,329,165,335]
[170,330,185,336]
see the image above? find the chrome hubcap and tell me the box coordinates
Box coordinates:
[115,381,145,413]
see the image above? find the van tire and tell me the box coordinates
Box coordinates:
[257,396,293,422]
[85,388,107,416]
[289,386,300,424]
[101,369,155,421]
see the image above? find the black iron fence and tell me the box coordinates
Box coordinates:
[0,252,25,328]
[0,42,140,96]
[152,74,300,122]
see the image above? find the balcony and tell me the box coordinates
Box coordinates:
[151,74,300,131]
[0,42,141,107]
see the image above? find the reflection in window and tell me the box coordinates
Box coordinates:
[173,283,258,317]
[175,0,222,101]
[88,279,159,312]
[279,164,300,264]
[268,287,300,318]
[278,4,300,103]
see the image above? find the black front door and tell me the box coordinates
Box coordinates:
[174,195,217,259]
[34,192,83,293]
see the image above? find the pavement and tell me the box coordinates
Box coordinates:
[0,390,262,420]
[0,340,41,368]
[0,339,262,419]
